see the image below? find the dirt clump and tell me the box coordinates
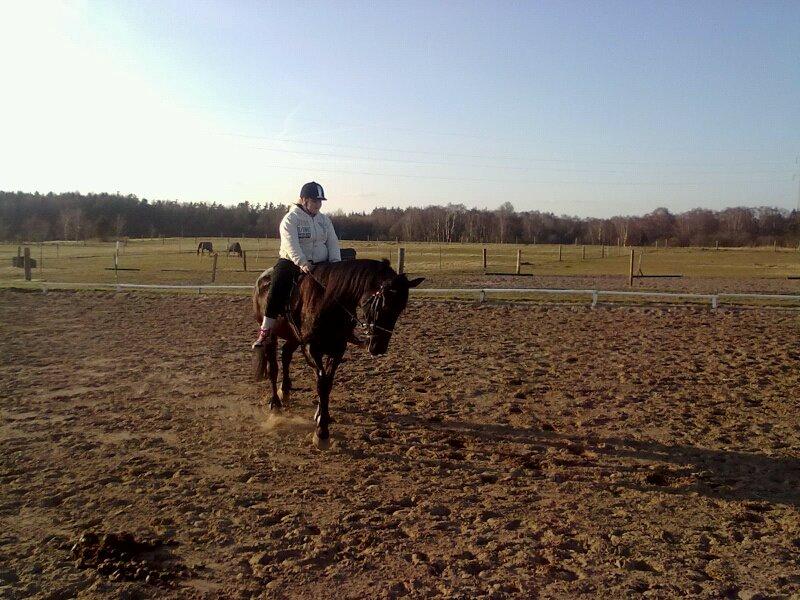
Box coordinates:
[71,531,187,588]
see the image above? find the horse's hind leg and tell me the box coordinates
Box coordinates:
[278,340,298,404]
[266,341,282,412]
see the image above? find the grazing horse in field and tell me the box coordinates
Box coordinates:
[197,241,214,255]
[227,242,243,257]
[252,259,423,445]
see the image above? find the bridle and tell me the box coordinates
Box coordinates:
[360,283,396,337]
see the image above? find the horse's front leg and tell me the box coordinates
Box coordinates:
[278,340,298,404]
[312,354,341,444]
[266,340,281,412]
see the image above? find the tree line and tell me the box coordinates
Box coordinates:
[2,191,799,247]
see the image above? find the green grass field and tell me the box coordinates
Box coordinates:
[1,237,799,288]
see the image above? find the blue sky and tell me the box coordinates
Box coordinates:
[1,0,798,217]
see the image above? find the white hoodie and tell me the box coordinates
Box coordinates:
[279,204,341,268]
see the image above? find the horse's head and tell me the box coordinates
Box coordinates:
[362,274,424,356]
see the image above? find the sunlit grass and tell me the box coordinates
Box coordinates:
[1,237,799,287]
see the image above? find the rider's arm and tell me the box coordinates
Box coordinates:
[280,212,311,269]
[326,215,342,262]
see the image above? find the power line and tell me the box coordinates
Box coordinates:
[220,132,793,169]
[795,156,800,211]
[247,145,626,174]
[239,143,792,176]
[258,162,785,188]
[191,103,795,157]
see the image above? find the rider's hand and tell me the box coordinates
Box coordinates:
[300,264,312,274]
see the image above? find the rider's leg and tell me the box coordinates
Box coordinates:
[253,259,299,348]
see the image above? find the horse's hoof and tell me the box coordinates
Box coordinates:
[313,431,330,450]
[269,401,282,413]
[277,388,290,403]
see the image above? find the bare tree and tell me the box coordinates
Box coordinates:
[612,216,630,246]
[114,214,126,239]
[496,201,515,243]
[59,210,72,241]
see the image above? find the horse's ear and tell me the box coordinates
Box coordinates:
[407,277,425,288]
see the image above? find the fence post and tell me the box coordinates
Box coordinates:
[39,243,43,276]
[24,247,31,281]
[482,248,487,270]
[211,253,218,283]
[439,245,442,270]
[558,244,562,262]
[398,248,405,274]
[582,245,586,260]
[56,243,59,258]
[114,253,119,285]
[602,245,605,258]
[242,250,247,272]
[516,249,521,275]
[629,248,635,286]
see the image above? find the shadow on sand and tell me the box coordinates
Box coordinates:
[343,410,800,509]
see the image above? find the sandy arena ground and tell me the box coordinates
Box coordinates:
[1,288,799,599]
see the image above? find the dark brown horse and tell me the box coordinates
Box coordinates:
[252,259,423,446]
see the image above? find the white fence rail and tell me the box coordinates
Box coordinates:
[15,281,800,309]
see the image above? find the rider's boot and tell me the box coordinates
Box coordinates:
[252,317,276,349]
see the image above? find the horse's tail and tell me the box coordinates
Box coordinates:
[251,268,274,381]
[252,344,268,381]
[252,267,273,323]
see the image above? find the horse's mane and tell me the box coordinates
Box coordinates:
[314,259,395,311]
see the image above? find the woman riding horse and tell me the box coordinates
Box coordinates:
[252,181,340,348]
[251,182,423,445]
